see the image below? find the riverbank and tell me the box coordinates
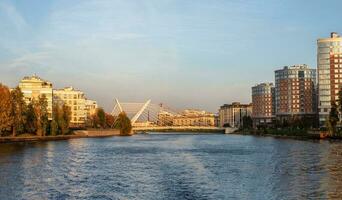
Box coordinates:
[232,129,342,140]
[0,129,120,144]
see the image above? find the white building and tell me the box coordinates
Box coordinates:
[19,75,53,119]
[53,87,87,127]
[85,99,98,117]
[318,32,342,126]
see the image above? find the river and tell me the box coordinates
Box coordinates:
[0,133,342,200]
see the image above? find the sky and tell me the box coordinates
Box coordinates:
[0,0,342,112]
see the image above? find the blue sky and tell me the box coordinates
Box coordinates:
[0,0,341,112]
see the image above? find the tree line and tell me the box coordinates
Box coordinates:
[0,83,71,137]
[87,108,132,136]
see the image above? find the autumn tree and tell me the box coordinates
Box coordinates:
[25,102,36,134]
[0,84,13,136]
[97,108,106,128]
[61,104,71,134]
[10,87,26,136]
[33,95,49,136]
[328,101,339,136]
[105,113,115,128]
[116,112,132,136]
[52,103,71,135]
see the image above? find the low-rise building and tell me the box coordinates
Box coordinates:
[252,83,275,127]
[53,87,86,127]
[19,75,53,119]
[219,102,253,128]
[157,111,174,126]
[172,109,215,126]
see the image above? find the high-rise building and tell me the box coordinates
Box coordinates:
[218,102,252,128]
[53,87,86,127]
[318,32,342,126]
[19,75,53,119]
[251,83,275,127]
[274,65,317,122]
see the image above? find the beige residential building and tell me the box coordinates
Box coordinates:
[53,87,86,127]
[172,109,215,126]
[219,102,253,128]
[157,111,174,126]
[85,99,98,117]
[318,32,342,126]
[19,75,53,119]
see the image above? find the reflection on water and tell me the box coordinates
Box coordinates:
[0,134,342,199]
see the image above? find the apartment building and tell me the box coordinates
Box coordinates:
[53,87,86,127]
[18,75,53,119]
[219,102,252,128]
[275,65,317,122]
[252,83,275,127]
[318,32,342,126]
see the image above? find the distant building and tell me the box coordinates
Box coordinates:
[157,111,174,126]
[85,99,98,117]
[53,87,87,127]
[172,109,215,126]
[274,65,317,122]
[19,75,53,119]
[252,83,275,127]
[318,32,342,126]
[219,102,252,128]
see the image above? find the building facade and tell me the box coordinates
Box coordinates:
[157,111,174,126]
[19,75,53,119]
[275,65,317,122]
[85,99,98,117]
[53,87,87,127]
[172,109,215,126]
[318,32,342,126]
[251,83,275,127]
[219,102,253,128]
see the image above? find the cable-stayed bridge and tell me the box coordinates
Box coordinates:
[111,99,228,132]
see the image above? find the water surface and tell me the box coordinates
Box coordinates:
[0,133,342,199]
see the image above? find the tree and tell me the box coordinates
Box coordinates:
[25,102,36,134]
[338,89,342,113]
[242,116,253,130]
[61,104,71,134]
[116,112,132,136]
[10,87,26,136]
[52,103,71,135]
[328,101,339,136]
[105,113,115,128]
[0,84,13,136]
[34,95,49,136]
[96,108,106,128]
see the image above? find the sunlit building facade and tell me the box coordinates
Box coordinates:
[85,99,98,117]
[275,65,317,122]
[53,87,86,127]
[318,32,342,126]
[172,109,215,126]
[252,83,275,127]
[219,102,253,128]
[18,75,53,119]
